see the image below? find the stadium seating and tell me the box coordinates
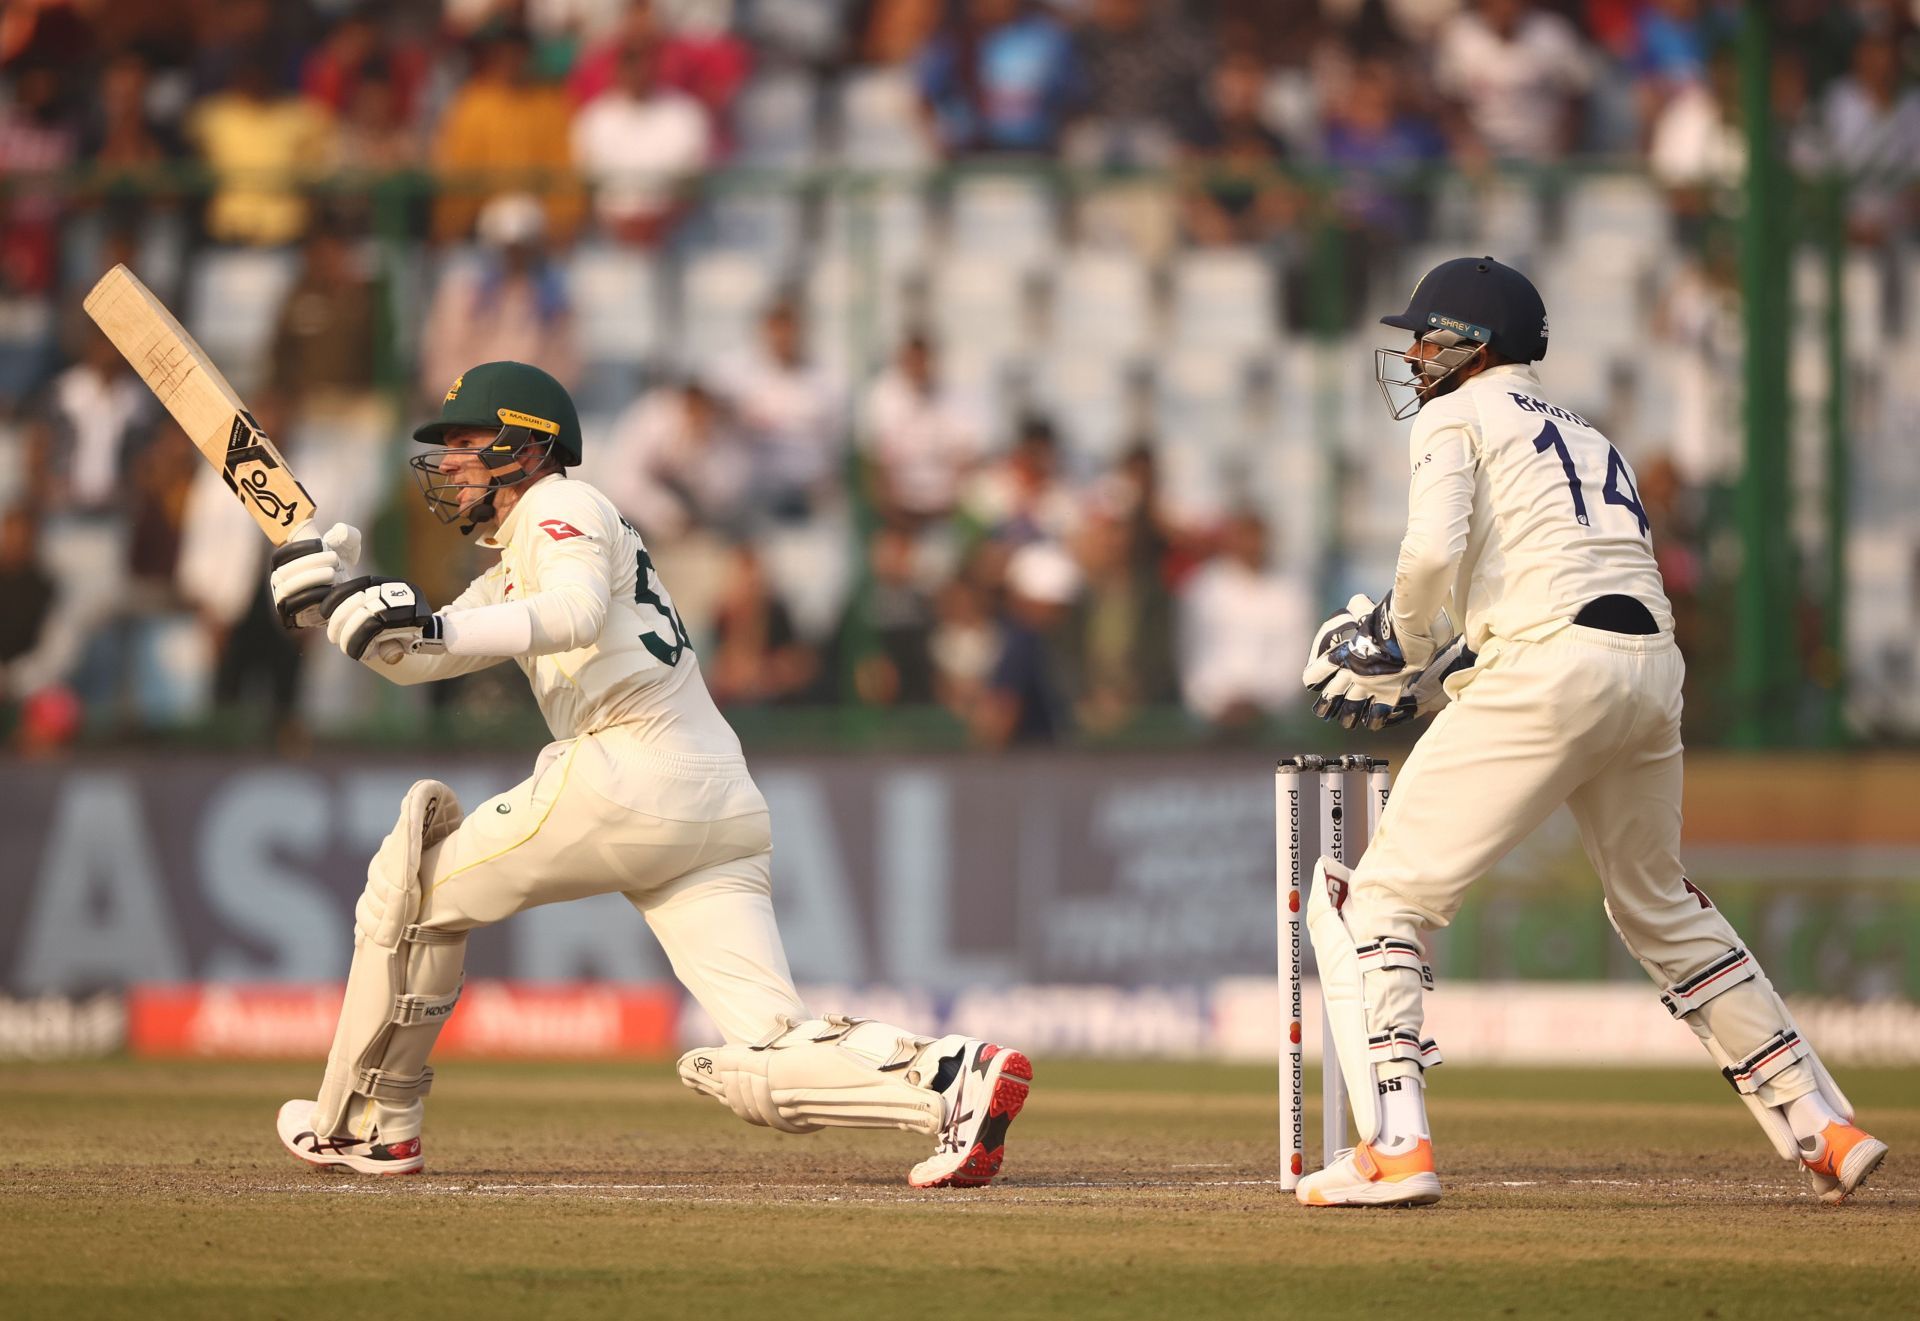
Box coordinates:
[678,249,780,367]
[570,244,663,411]
[805,255,911,379]
[706,190,806,268]
[835,67,934,169]
[930,251,1031,364]
[820,185,932,277]
[733,69,820,168]
[947,175,1060,270]
[1167,248,1278,355]
[1027,349,1138,470]
[183,247,299,396]
[1048,249,1154,358]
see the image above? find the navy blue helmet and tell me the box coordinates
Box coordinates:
[1375,256,1548,419]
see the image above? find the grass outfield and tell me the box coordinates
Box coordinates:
[1,1059,1914,1319]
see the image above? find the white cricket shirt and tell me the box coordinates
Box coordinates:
[1389,364,1673,662]
[374,474,742,752]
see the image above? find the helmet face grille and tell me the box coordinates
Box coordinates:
[1374,332,1488,420]
[407,426,560,535]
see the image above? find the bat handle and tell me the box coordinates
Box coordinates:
[377,639,405,664]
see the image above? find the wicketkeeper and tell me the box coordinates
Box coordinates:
[1295,258,1886,1207]
[267,361,1031,1186]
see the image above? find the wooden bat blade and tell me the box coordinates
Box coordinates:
[83,263,316,545]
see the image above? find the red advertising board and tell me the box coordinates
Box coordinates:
[127,982,681,1059]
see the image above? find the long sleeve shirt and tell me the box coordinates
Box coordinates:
[1389,364,1672,663]
[369,474,739,754]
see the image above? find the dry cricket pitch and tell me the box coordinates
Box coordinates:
[2,1059,1914,1319]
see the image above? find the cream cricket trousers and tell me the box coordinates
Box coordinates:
[1343,625,1814,1104]
[340,725,807,1140]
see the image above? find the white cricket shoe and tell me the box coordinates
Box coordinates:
[1296,1139,1442,1207]
[908,1039,1033,1189]
[1800,1121,1888,1204]
[275,1099,425,1176]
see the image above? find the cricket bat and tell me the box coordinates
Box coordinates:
[84,263,318,543]
[84,264,400,660]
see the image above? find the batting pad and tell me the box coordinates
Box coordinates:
[678,1015,950,1137]
[313,780,465,1139]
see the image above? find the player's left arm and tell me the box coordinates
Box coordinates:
[436,489,615,658]
[322,492,616,664]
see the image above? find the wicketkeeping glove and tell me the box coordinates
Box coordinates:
[269,522,362,629]
[1302,590,1407,699]
[1396,632,1476,724]
[1307,632,1477,731]
[321,576,446,662]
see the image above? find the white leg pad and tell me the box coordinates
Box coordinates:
[1306,858,1384,1145]
[1604,899,1850,1162]
[678,1015,950,1138]
[314,780,465,1138]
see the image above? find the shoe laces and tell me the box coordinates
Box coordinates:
[935,1107,974,1155]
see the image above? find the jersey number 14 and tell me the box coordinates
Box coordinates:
[1531,421,1649,537]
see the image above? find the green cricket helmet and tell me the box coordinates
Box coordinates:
[410,361,582,534]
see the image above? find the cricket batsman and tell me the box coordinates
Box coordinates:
[266,361,1030,1186]
[1295,257,1887,1207]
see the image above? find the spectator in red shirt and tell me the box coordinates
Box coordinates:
[301,5,429,124]
[570,0,752,148]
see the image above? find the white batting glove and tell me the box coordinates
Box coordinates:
[321,577,446,663]
[269,522,362,629]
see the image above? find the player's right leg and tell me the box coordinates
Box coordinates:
[1300,634,1627,1207]
[641,854,1032,1188]
[1568,644,1887,1202]
[277,775,472,1175]
[279,737,668,1173]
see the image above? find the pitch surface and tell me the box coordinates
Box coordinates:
[2,1060,1914,1318]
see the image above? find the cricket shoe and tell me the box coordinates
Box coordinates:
[1296,1139,1442,1207]
[275,1099,425,1176]
[908,1039,1033,1189]
[1800,1121,1888,1204]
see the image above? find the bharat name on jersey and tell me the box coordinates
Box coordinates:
[376,474,741,753]
[1393,362,1674,655]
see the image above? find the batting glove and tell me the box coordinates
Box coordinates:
[321,576,446,662]
[269,522,362,629]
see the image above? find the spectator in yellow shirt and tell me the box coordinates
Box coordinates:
[432,24,584,243]
[188,57,334,247]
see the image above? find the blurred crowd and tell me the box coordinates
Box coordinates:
[0,0,1915,752]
